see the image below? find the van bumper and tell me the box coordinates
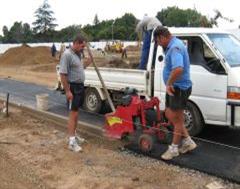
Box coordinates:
[227,101,240,126]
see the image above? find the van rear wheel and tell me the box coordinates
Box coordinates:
[184,101,204,136]
[83,88,102,113]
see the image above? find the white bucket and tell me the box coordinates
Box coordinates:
[36,93,49,111]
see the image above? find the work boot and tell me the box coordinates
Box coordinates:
[161,145,179,160]
[54,85,60,91]
[179,137,197,154]
[54,81,61,91]
[75,135,85,144]
[68,138,82,152]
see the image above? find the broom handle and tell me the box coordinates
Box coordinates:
[86,44,116,112]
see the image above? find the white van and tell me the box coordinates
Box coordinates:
[83,28,240,136]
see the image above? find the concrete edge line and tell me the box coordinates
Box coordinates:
[0,97,103,137]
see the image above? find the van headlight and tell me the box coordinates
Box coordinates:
[227,86,240,100]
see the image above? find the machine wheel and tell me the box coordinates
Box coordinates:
[83,88,103,113]
[138,134,156,153]
[184,101,204,136]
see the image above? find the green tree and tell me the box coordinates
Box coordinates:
[156,6,212,27]
[32,0,57,34]
[2,26,9,37]
[2,22,34,43]
[82,13,137,41]
[8,22,24,43]
[22,23,33,43]
[93,14,100,25]
[57,25,91,42]
[114,13,138,40]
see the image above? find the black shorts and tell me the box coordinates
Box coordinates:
[165,87,192,110]
[69,83,85,111]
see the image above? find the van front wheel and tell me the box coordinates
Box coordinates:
[184,102,204,136]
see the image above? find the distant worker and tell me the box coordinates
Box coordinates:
[55,42,66,92]
[153,26,197,160]
[51,43,57,58]
[59,42,66,60]
[121,42,127,59]
[60,34,92,152]
[136,15,162,69]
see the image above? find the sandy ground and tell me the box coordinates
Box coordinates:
[0,108,239,189]
[0,63,58,88]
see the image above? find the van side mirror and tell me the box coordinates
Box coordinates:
[158,55,163,62]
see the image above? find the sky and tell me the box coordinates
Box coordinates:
[0,0,240,35]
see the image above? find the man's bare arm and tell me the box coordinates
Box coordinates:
[166,67,183,96]
[60,74,73,101]
[167,67,183,86]
[60,74,70,92]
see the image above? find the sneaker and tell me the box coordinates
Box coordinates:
[68,140,82,152]
[179,140,197,154]
[161,145,179,160]
[75,135,85,144]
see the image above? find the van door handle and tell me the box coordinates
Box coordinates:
[146,71,149,79]
[213,89,222,92]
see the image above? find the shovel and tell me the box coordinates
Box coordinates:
[86,44,116,112]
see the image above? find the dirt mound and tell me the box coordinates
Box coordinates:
[0,45,58,66]
[107,58,130,68]
[89,55,139,69]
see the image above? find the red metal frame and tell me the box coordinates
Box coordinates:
[104,95,170,141]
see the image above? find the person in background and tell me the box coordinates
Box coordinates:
[121,42,128,59]
[51,43,57,57]
[59,34,92,152]
[55,42,66,91]
[136,15,162,69]
[59,42,66,60]
[153,26,197,160]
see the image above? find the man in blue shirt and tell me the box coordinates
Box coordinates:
[153,26,197,160]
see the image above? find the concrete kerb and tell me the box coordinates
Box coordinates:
[0,97,103,137]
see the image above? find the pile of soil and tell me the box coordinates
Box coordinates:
[0,45,58,66]
[91,56,138,69]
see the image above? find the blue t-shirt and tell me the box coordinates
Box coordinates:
[163,37,192,90]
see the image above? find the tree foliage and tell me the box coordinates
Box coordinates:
[32,0,57,34]
[1,7,215,43]
[156,6,212,27]
[93,14,100,25]
[82,13,138,41]
[1,22,34,43]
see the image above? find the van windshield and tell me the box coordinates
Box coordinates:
[207,33,240,67]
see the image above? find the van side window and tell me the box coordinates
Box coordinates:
[179,36,225,74]
[203,43,215,60]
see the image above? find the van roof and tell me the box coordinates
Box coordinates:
[168,27,230,35]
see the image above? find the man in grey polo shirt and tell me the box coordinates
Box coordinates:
[60,34,92,152]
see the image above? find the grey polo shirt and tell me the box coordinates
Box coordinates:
[59,48,85,83]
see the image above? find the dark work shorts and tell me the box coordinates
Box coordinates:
[165,87,192,110]
[69,83,85,111]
